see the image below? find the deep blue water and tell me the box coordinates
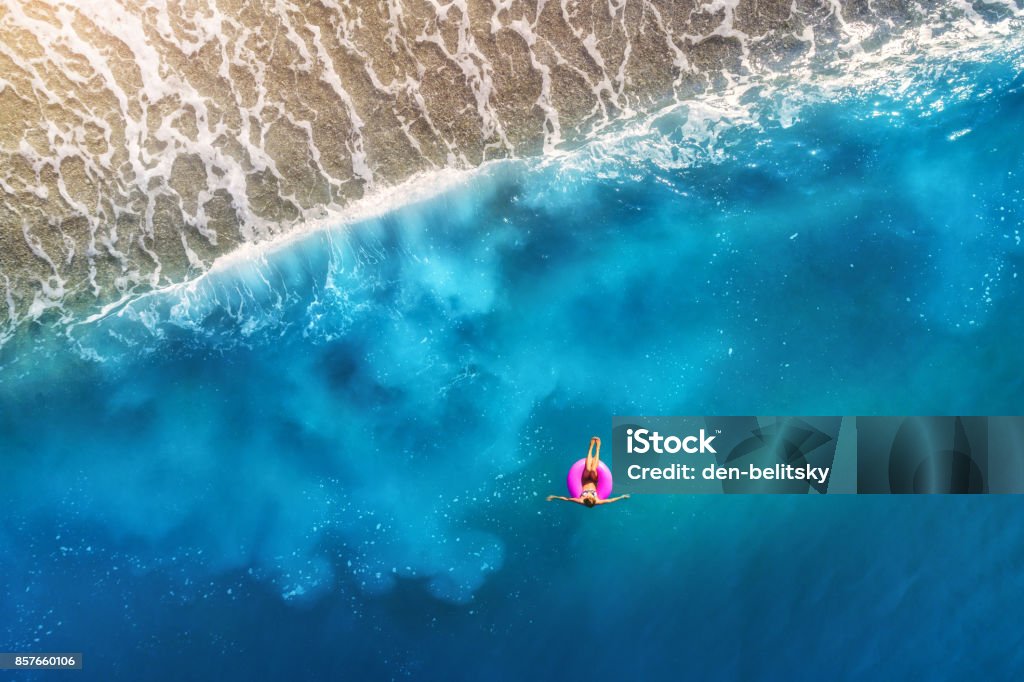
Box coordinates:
[2,50,1024,680]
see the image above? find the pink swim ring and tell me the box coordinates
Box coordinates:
[566,459,614,499]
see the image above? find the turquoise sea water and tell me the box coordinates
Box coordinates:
[2,45,1024,679]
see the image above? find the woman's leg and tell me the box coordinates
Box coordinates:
[585,437,601,477]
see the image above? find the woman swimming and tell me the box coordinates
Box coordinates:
[547,437,630,507]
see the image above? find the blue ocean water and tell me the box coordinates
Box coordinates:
[1,48,1024,680]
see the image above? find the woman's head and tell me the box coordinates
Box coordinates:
[583,496,597,508]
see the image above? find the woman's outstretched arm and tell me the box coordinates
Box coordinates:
[546,495,583,504]
[597,494,630,505]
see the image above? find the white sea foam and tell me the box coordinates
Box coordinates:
[0,4,1022,351]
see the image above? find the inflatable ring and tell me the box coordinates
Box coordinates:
[566,459,614,499]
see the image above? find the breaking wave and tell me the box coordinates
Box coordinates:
[0,0,1022,345]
